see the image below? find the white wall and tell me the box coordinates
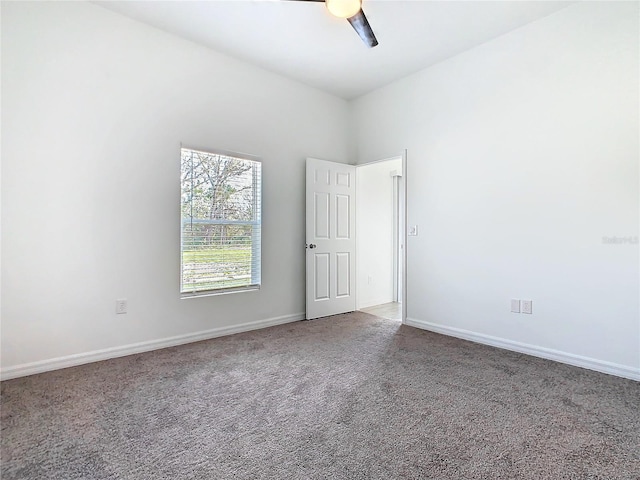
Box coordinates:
[356,158,402,308]
[1,1,351,375]
[352,2,639,378]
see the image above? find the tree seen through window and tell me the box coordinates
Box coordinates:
[180,148,261,294]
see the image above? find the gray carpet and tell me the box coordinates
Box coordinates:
[2,312,639,479]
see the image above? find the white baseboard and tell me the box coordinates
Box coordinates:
[1,313,305,381]
[358,297,394,310]
[405,317,640,382]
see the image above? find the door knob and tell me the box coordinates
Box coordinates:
[309,244,317,249]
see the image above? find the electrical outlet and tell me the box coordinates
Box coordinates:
[116,298,127,314]
[510,299,520,313]
[521,300,532,314]
[408,225,418,236]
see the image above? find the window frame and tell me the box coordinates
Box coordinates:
[180,146,262,298]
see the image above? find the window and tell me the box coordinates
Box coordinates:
[180,148,261,295]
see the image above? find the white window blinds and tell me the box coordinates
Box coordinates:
[180,148,261,295]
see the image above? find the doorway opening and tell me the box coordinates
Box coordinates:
[355,155,405,322]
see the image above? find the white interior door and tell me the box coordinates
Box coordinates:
[306,158,356,320]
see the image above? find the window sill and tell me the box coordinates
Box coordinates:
[180,285,260,299]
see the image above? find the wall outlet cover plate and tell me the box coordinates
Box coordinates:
[511,299,520,313]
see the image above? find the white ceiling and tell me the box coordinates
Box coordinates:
[96,0,572,99]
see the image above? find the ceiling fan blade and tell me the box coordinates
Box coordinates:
[347,9,378,48]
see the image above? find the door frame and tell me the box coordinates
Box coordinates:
[392,172,401,304]
[402,149,407,323]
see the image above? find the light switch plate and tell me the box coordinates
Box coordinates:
[116,299,128,314]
